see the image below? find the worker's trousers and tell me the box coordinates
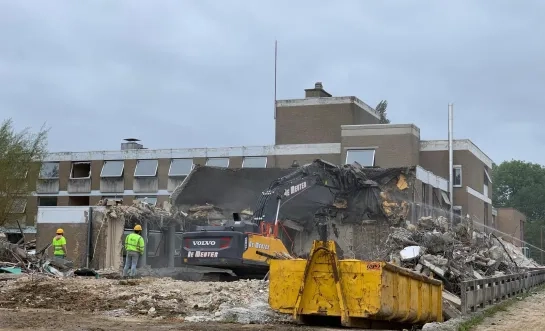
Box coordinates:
[123,251,140,277]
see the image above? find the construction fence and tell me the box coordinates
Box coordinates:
[460,269,545,314]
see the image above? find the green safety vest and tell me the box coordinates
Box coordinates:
[52,236,66,256]
[125,233,144,253]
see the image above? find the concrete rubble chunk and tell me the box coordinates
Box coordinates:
[400,246,424,261]
[442,290,461,308]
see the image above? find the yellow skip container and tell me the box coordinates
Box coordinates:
[268,240,443,328]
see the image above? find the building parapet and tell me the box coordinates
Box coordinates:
[43,143,342,162]
[416,166,449,191]
[276,96,379,119]
[341,123,420,137]
[420,139,493,168]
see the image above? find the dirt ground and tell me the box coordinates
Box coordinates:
[473,289,545,331]
[0,308,314,331]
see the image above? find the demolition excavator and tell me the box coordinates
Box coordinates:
[179,159,386,281]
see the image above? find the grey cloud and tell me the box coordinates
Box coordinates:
[0,0,543,164]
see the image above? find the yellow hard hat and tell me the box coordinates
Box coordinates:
[56,228,64,234]
[134,225,142,231]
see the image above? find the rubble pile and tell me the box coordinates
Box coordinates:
[386,216,541,296]
[0,239,72,278]
[98,199,179,227]
[0,277,289,324]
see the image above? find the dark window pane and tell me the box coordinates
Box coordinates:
[242,156,267,168]
[169,159,193,176]
[101,160,124,177]
[134,160,158,177]
[39,162,59,179]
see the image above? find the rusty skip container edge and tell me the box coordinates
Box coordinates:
[268,240,443,328]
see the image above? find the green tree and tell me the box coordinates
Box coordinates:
[0,119,49,227]
[375,100,390,124]
[492,160,545,261]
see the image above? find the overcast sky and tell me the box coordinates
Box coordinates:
[0,1,543,164]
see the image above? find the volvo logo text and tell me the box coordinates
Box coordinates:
[192,240,216,246]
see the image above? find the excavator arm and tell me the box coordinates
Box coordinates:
[251,160,344,237]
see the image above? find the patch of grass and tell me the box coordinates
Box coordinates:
[457,301,510,331]
[458,284,545,331]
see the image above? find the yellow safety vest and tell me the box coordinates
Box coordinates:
[52,236,66,256]
[125,233,144,253]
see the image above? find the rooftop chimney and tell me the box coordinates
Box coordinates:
[304,82,332,98]
[121,138,144,150]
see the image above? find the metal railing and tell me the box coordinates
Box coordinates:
[460,269,545,314]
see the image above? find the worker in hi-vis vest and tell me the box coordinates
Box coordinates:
[123,224,145,278]
[52,228,67,259]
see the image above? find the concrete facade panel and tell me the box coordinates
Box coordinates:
[58,161,71,190]
[229,156,243,168]
[57,196,69,206]
[90,160,103,190]
[36,179,60,193]
[67,178,92,193]
[157,159,170,190]
[123,160,136,190]
[89,196,101,206]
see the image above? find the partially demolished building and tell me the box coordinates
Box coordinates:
[4,81,527,264]
[171,159,447,259]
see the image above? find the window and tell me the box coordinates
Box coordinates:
[38,197,58,206]
[453,165,462,187]
[440,191,451,205]
[206,157,229,168]
[484,168,492,184]
[169,159,194,176]
[242,156,267,168]
[135,196,157,206]
[10,198,27,213]
[147,231,162,257]
[39,162,59,179]
[134,159,158,177]
[345,149,375,167]
[101,160,124,177]
[70,162,91,179]
[68,196,90,206]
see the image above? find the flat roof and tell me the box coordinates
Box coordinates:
[43,143,342,162]
[420,139,493,168]
[276,96,380,119]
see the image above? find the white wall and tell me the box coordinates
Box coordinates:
[37,206,106,224]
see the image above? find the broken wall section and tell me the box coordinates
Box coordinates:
[35,206,123,270]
